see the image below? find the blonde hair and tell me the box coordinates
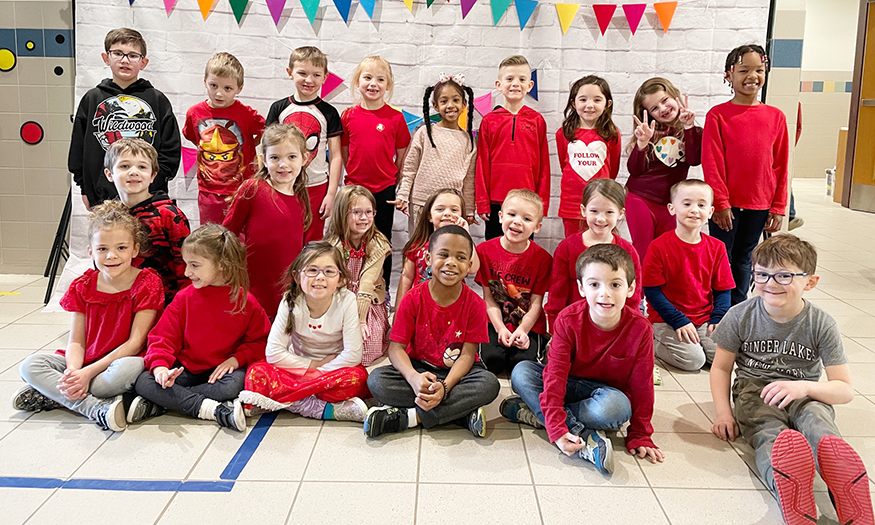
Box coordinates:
[503,189,544,221]
[103,137,158,175]
[280,241,350,335]
[88,200,148,247]
[350,56,394,102]
[669,179,713,202]
[183,224,250,314]
[582,178,625,209]
[752,233,817,275]
[104,28,146,56]
[325,185,386,247]
[205,52,244,86]
[499,55,531,72]
[288,46,327,73]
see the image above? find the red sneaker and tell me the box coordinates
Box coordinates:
[772,429,818,524]
[817,434,874,525]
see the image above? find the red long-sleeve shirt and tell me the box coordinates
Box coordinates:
[626,126,702,206]
[556,128,620,219]
[701,102,789,215]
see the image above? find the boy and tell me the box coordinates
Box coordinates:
[502,244,663,474]
[183,52,265,225]
[475,55,550,240]
[365,225,500,439]
[475,189,552,374]
[266,46,342,242]
[642,180,735,371]
[105,138,190,306]
[710,234,873,525]
[69,28,180,209]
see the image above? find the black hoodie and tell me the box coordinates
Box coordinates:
[68,78,181,206]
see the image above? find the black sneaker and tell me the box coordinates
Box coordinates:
[11,385,60,412]
[215,399,246,432]
[363,406,408,437]
[126,396,166,424]
[91,396,126,432]
[467,406,486,438]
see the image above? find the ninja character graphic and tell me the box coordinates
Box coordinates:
[197,119,245,191]
[281,111,321,165]
[92,95,157,149]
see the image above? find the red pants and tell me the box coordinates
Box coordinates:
[304,182,329,243]
[625,192,675,262]
[198,191,231,225]
[244,361,369,404]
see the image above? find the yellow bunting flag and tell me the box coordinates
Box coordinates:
[555,3,579,35]
[403,0,414,12]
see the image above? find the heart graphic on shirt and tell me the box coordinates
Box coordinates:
[653,136,685,168]
[567,140,607,181]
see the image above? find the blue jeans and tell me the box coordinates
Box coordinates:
[709,208,770,305]
[510,360,631,435]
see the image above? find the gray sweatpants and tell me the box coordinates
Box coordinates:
[653,322,716,371]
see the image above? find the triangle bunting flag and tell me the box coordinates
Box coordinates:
[529,69,538,101]
[653,1,677,33]
[163,0,178,14]
[266,0,287,25]
[322,72,344,98]
[333,0,351,22]
[402,0,413,12]
[228,0,247,22]
[473,92,492,117]
[360,0,375,18]
[197,0,214,20]
[592,4,616,35]
[515,0,537,29]
[622,4,646,35]
[300,0,320,24]
[491,0,513,25]
[555,3,579,35]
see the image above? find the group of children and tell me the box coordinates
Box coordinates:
[11,27,871,524]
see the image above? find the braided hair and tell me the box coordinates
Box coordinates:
[422,79,475,151]
[723,44,769,84]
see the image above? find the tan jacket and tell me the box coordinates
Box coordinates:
[331,233,391,323]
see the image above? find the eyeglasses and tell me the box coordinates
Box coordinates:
[349,209,375,218]
[108,49,144,62]
[752,271,808,285]
[301,267,339,278]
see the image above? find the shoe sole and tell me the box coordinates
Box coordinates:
[587,431,614,475]
[817,434,874,525]
[10,384,36,411]
[772,430,818,525]
[363,406,383,437]
[126,396,146,423]
[469,407,486,438]
[231,400,246,432]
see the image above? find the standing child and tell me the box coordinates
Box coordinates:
[239,242,370,421]
[14,201,163,432]
[224,123,311,319]
[703,44,789,305]
[132,224,270,432]
[476,55,550,240]
[626,77,701,260]
[266,46,343,243]
[69,28,180,209]
[544,179,641,330]
[476,189,552,375]
[395,74,477,230]
[325,186,392,366]
[105,138,190,305]
[365,225,500,438]
[183,52,265,225]
[341,56,411,285]
[557,75,620,238]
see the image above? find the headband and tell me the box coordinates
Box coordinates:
[437,72,465,87]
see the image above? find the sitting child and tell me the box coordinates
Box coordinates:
[710,234,873,524]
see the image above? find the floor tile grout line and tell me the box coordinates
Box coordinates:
[285,419,324,523]
[413,427,422,525]
[20,486,61,525]
[517,423,546,525]
[151,489,181,525]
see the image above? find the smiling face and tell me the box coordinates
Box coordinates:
[288,60,326,101]
[430,193,464,230]
[298,253,341,302]
[668,184,714,233]
[581,193,623,238]
[495,64,533,105]
[729,52,766,99]
[499,196,542,244]
[357,67,390,104]
[434,83,466,125]
[104,150,157,201]
[753,262,817,314]
[574,83,609,129]
[204,74,242,109]
[641,89,680,125]
[102,42,148,88]
[348,196,375,242]
[264,139,304,192]
[577,262,634,329]
[183,249,225,289]
[89,227,139,280]
[426,233,472,289]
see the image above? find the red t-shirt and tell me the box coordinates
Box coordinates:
[555,128,621,219]
[341,104,411,193]
[642,231,735,325]
[405,241,430,284]
[475,238,552,336]
[59,268,164,365]
[390,282,489,368]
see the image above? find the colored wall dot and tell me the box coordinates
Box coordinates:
[25,41,35,51]
[54,66,63,76]
[20,121,44,145]
[0,48,15,72]
[55,34,65,44]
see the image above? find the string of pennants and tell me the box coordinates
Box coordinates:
[151,0,678,35]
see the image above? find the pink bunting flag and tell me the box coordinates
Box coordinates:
[473,92,492,117]
[182,147,198,176]
[163,0,178,14]
[461,0,477,18]
[622,3,646,35]
[321,72,344,98]
[266,0,287,26]
[592,4,616,35]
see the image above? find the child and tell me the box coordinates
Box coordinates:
[341,56,411,284]
[626,77,702,260]
[475,189,552,375]
[104,138,190,306]
[224,123,311,319]
[325,186,392,366]
[642,180,734,371]
[710,234,873,525]
[703,44,789,305]
[395,189,480,309]
[476,55,550,240]
[183,52,265,225]
[131,224,270,432]
[69,28,180,209]
[266,46,342,243]
[557,75,620,238]
[239,242,370,421]
[14,201,163,432]
[365,225,500,438]
[544,179,641,330]
[395,74,477,229]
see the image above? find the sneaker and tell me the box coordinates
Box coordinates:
[243,403,267,418]
[499,395,544,429]
[578,429,614,474]
[653,367,663,386]
[126,396,166,424]
[788,217,804,231]
[215,399,246,432]
[467,406,486,438]
[363,406,408,438]
[11,385,59,412]
[771,429,817,525]
[91,396,126,432]
[333,397,368,422]
[817,434,874,525]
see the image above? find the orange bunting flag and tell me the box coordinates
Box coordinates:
[197,0,214,19]
[653,1,678,33]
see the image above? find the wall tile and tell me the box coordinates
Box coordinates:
[24,168,69,196]
[0,86,20,113]
[1,222,28,249]
[18,85,47,113]
[13,3,45,29]
[46,85,74,114]
[0,140,23,168]
[27,221,59,249]
[0,169,26,194]
[0,195,29,222]
[772,9,806,40]
[42,2,75,29]
[44,58,74,86]
[17,56,47,85]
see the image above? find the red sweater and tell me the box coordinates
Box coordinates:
[556,128,620,219]
[145,284,270,374]
[702,102,789,214]
[541,301,655,450]
[626,126,702,205]
[475,106,550,215]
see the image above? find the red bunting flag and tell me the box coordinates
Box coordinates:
[592,4,616,35]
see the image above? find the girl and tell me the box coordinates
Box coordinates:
[224,123,312,319]
[239,242,370,421]
[326,186,392,366]
[395,74,477,231]
[395,188,480,309]
[703,45,789,305]
[544,179,642,329]
[132,224,271,432]
[557,75,621,238]
[626,77,701,260]
[341,56,411,287]
[15,201,163,432]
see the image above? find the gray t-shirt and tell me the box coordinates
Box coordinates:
[712,296,847,381]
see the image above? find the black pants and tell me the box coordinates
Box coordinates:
[480,325,548,375]
[484,203,503,240]
[709,208,770,305]
[134,367,245,418]
[373,185,396,287]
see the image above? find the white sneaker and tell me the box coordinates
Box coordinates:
[333,397,368,422]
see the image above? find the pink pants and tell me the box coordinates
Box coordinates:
[244,361,370,404]
[198,191,231,225]
[562,218,586,238]
[625,192,675,261]
[304,181,329,243]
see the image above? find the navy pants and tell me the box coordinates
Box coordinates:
[709,208,770,305]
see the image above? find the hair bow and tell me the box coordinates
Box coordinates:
[438,73,466,86]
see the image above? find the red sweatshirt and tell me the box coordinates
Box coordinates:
[702,102,789,215]
[626,126,702,206]
[475,106,550,215]
[145,284,270,374]
[541,301,655,450]
[556,128,620,219]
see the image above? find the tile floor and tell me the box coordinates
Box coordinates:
[0,179,874,524]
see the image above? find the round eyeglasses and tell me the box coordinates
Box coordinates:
[349,209,376,218]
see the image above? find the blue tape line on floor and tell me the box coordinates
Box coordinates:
[220,411,278,480]
[0,476,62,489]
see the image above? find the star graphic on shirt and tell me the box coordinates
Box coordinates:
[455,330,462,338]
